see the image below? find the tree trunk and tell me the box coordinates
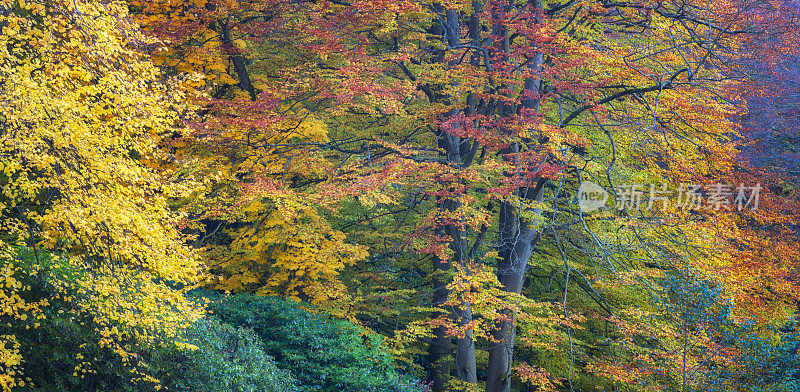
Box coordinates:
[218,21,257,101]
[428,265,452,392]
[446,204,477,384]
[427,195,477,390]
[486,3,545,383]
[486,180,545,392]
[424,8,478,390]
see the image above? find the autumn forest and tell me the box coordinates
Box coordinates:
[1,0,800,390]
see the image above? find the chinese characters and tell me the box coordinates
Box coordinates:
[578,181,762,212]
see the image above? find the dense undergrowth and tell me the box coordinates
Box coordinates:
[2,246,428,392]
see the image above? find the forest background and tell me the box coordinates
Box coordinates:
[1,0,800,391]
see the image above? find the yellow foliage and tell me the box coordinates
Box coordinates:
[72,263,204,383]
[0,0,201,280]
[210,188,368,304]
[229,110,333,178]
[0,2,205,390]
[0,241,204,391]
[0,244,37,392]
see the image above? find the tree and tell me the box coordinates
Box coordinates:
[128,0,800,390]
[0,1,205,389]
[590,269,739,392]
[129,0,373,306]
[0,0,200,278]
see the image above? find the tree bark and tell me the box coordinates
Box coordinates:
[425,8,478,390]
[446,198,477,384]
[218,21,257,101]
[486,179,545,392]
[486,2,545,387]
[428,268,452,392]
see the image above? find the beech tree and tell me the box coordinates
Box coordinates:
[0,1,204,390]
[119,0,800,390]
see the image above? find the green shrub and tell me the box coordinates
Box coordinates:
[151,317,299,392]
[199,292,428,392]
[5,247,298,392]
[8,247,148,392]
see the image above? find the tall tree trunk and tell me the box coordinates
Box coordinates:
[486,1,545,388]
[424,7,451,389]
[218,21,257,101]
[428,263,452,392]
[426,161,478,390]
[446,7,478,385]
[425,8,478,390]
[486,180,546,392]
[446,200,477,384]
